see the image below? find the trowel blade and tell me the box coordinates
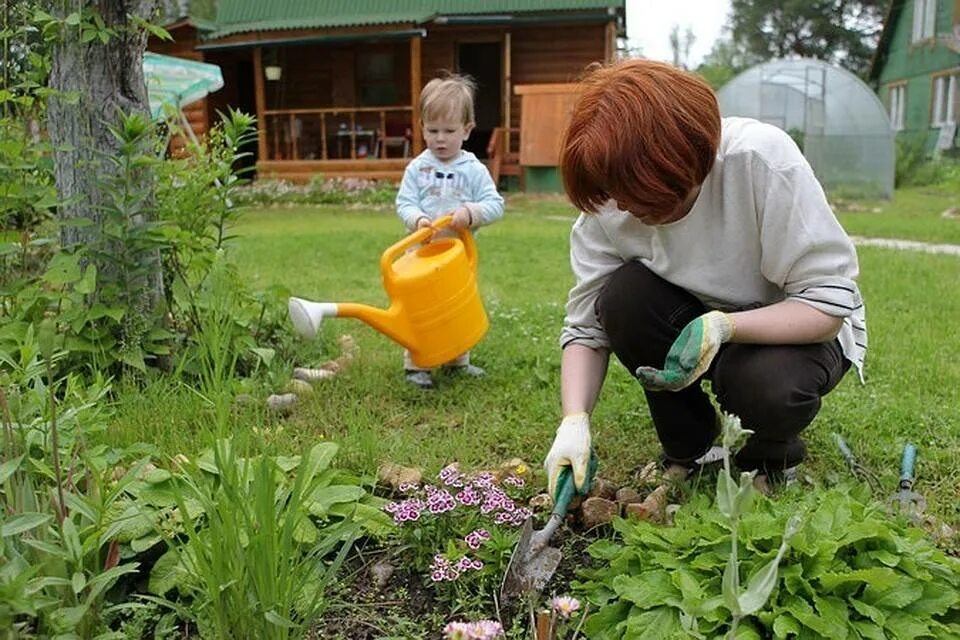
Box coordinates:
[500,518,563,603]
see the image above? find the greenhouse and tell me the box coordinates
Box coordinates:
[717,58,895,198]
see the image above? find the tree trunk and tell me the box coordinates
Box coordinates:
[47,0,163,311]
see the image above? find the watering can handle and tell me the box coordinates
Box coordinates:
[379,215,478,281]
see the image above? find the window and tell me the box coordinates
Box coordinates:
[932,71,958,126]
[888,84,906,131]
[912,0,937,42]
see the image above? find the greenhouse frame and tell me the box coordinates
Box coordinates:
[717,58,895,199]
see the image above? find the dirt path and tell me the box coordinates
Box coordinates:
[850,236,960,256]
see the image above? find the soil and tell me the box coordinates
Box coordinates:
[311,527,606,639]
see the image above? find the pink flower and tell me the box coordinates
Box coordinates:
[443,620,504,639]
[551,595,581,619]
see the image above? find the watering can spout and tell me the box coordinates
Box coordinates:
[288,297,415,350]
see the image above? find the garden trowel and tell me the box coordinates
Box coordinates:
[889,443,926,522]
[500,454,597,603]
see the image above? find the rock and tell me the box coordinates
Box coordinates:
[529,493,552,511]
[497,458,532,481]
[293,367,337,382]
[234,393,257,406]
[580,497,619,529]
[369,558,395,590]
[588,477,618,501]
[377,463,423,489]
[266,393,298,415]
[624,485,669,523]
[616,487,643,506]
[632,461,660,486]
[284,379,314,395]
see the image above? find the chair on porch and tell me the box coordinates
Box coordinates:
[376,118,413,159]
[485,127,522,189]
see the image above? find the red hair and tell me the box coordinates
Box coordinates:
[561,59,721,215]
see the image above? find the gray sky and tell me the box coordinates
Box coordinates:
[625,0,733,67]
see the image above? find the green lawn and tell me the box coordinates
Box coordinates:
[108,191,960,525]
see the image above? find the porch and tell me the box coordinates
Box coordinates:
[192,17,614,184]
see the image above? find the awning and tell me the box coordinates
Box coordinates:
[143,52,224,120]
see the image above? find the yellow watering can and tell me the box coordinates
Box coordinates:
[288,215,489,369]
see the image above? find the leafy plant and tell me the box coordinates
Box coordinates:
[145,441,390,640]
[573,415,960,639]
[0,325,142,637]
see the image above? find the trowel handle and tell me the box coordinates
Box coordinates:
[551,451,599,519]
[900,444,917,485]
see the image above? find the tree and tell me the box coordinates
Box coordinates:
[669,24,697,70]
[696,31,761,90]
[45,1,164,316]
[729,0,886,77]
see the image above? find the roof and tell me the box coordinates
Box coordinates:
[867,0,905,82]
[199,0,625,40]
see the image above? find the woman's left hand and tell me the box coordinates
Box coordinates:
[636,311,735,391]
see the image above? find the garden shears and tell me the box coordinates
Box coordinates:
[500,453,597,604]
[888,443,926,522]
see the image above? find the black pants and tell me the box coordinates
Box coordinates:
[595,261,850,472]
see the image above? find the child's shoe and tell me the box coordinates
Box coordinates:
[444,363,486,377]
[405,370,435,389]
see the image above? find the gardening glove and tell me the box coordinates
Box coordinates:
[635,311,735,392]
[543,413,592,500]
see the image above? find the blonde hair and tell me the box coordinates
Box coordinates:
[420,73,477,126]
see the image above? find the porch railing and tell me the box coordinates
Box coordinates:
[262,106,415,162]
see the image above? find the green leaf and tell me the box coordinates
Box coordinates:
[851,620,886,640]
[62,517,83,563]
[885,611,933,639]
[739,547,787,615]
[148,548,186,595]
[64,12,81,25]
[71,571,86,595]
[716,469,738,519]
[119,347,147,372]
[819,567,899,593]
[0,454,24,484]
[264,609,296,628]
[327,502,393,537]
[43,251,82,285]
[131,534,162,553]
[1,512,52,537]
[772,613,801,637]
[861,578,923,610]
[306,485,366,516]
[623,607,683,639]
[75,264,97,294]
[849,597,887,626]
[300,442,340,485]
[612,571,676,610]
[722,547,741,616]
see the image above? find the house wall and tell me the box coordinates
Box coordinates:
[876,0,960,149]
[420,23,607,135]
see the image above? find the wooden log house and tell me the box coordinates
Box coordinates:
[152,1,625,185]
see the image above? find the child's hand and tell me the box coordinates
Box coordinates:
[450,206,473,230]
[416,217,433,230]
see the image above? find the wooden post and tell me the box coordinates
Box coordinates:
[380,109,387,158]
[605,21,617,62]
[503,32,512,152]
[320,112,327,160]
[410,34,422,156]
[253,47,267,162]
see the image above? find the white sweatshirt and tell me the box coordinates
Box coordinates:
[396,149,504,231]
[561,117,867,381]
